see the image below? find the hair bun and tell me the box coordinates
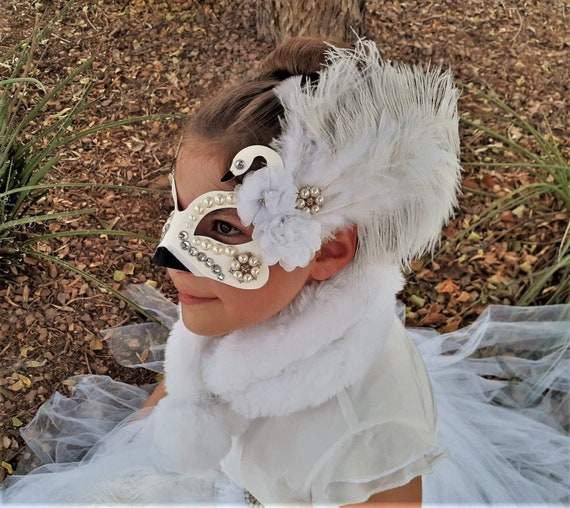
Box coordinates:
[260,36,350,82]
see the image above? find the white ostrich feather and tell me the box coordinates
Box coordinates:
[273,39,461,266]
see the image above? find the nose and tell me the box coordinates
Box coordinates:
[152,246,190,272]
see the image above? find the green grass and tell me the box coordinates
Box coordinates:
[459,86,569,305]
[0,3,184,316]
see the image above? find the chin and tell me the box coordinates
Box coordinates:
[181,311,229,337]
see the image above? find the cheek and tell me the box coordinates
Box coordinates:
[268,264,314,291]
[241,267,311,316]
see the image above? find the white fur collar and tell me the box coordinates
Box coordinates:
[162,264,403,420]
[201,264,403,418]
[111,265,402,480]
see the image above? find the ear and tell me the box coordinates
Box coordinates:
[310,226,358,281]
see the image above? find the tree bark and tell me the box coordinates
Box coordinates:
[256,0,365,44]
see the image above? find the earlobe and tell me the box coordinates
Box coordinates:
[310,226,358,281]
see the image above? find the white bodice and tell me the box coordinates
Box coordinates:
[221,319,445,505]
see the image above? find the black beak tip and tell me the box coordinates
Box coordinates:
[151,247,190,272]
[220,171,235,183]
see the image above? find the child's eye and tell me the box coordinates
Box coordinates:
[213,220,242,237]
[195,213,251,244]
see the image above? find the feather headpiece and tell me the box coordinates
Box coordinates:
[153,39,461,287]
[264,39,461,268]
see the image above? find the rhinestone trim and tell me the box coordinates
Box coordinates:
[244,491,263,508]
[178,230,226,281]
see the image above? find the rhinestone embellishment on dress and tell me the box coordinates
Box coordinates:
[244,491,264,508]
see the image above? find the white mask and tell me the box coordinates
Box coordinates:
[152,146,286,290]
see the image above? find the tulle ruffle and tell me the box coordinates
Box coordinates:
[412,305,569,504]
[1,285,568,505]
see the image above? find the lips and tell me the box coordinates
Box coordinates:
[177,292,217,305]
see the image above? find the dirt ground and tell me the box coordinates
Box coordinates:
[0,0,568,483]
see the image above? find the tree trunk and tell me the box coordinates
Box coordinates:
[256,0,365,44]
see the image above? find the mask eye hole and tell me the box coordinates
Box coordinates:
[213,220,241,237]
[194,210,252,245]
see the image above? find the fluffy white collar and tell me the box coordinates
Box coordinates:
[150,264,402,478]
[164,263,403,419]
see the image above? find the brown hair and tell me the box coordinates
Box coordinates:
[183,37,350,171]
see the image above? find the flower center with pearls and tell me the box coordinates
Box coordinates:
[229,252,261,283]
[295,185,324,214]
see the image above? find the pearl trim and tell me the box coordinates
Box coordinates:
[295,185,324,214]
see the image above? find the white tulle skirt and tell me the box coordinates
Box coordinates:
[1,286,568,506]
[413,305,569,505]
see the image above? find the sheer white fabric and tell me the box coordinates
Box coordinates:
[417,305,570,504]
[221,319,445,505]
[1,285,568,505]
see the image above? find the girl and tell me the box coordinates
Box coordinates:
[2,37,568,506]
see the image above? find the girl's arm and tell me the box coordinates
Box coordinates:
[344,476,422,507]
[141,379,168,409]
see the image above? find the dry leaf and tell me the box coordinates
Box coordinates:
[20,346,35,358]
[481,173,497,189]
[136,349,149,363]
[409,295,426,307]
[435,280,460,294]
[24,359,47,368]
[8,380,24,392]
[22,285,30,303]
[512,205,526,218]
[421,312,447,326]
[457,291,471,303]
[127,338,141,348]
[1,461,14,475]
[89,338,104,350]
[501,211,516,223]
[488,274,511,285]
[519,262,532,273]
[462,178,479,190]
[113,270,126,282]
[122,262,135,275]
[441,316,462,333]
[410,260,423,271]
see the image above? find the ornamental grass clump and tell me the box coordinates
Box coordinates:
[0,7,179,315]
[0,42,97,275]
[461,88,569,305]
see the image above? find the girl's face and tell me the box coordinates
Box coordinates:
[167,144,317,337]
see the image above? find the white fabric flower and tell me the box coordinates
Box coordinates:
[236,164,323,270]
[253,214,322,271]
[236,166,298,227]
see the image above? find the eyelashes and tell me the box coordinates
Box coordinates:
[194,215,252,245]
[212,219,243,238]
